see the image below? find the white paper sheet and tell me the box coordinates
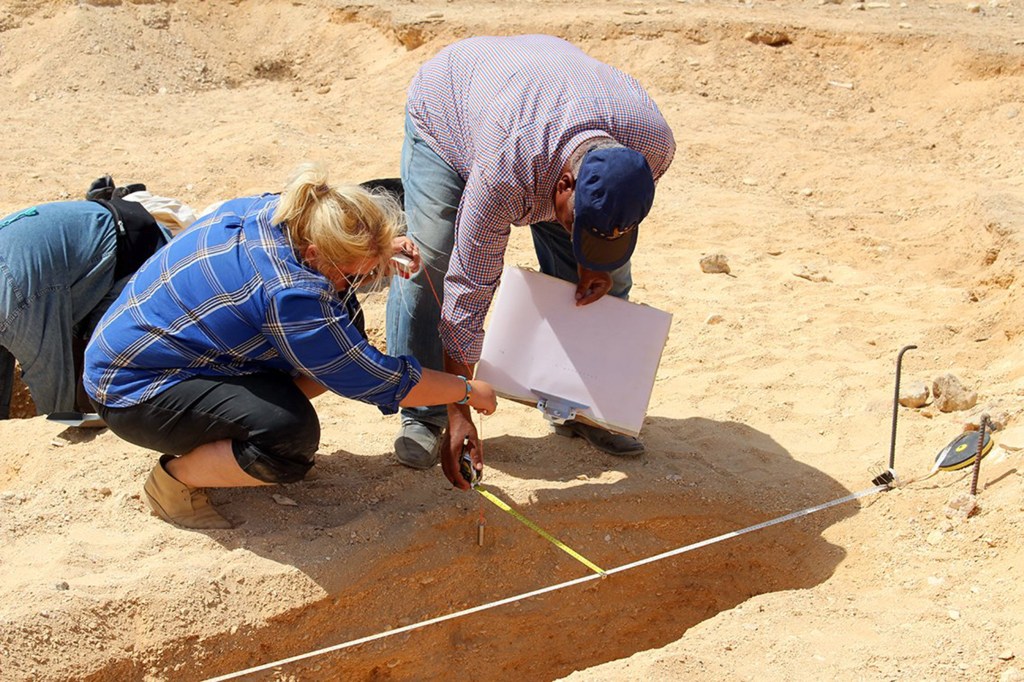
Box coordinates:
[476,267,672,436]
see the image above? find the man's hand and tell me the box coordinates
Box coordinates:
[442,404,479,490]
[575,266,613,306]
[391,236,421,278]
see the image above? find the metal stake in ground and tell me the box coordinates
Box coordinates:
[873,344,917,487]
[970,413,990,496]
[888,344,917,471]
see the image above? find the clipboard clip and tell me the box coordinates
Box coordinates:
[531,389,589,425]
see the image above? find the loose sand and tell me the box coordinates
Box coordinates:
[1,1,1022,680]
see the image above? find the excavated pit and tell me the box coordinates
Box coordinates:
[84,483,858,681]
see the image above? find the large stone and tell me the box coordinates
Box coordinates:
[932,373,978,413]
[899,381,930,408]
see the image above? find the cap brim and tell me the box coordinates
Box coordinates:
[573,226,638,272]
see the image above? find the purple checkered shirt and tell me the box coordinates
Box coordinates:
[407,34,676,365]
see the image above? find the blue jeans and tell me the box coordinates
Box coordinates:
[385,113,632,428]
[0,202,119,414]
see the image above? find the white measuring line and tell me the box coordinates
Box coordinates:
[204,483,888,682]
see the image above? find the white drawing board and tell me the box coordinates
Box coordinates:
[476,267,672,436]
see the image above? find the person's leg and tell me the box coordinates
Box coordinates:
[385,111,464,468]
[96,373,320,528]
[0,346,13,419]
[530,221,644,456]
[4,293,80,414]
[530,221,632,299]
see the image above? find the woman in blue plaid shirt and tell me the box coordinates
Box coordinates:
[84,164,497,530]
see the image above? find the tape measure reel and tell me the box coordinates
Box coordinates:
[934,430,993,471]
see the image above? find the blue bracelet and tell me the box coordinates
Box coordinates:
[456,375,472,405]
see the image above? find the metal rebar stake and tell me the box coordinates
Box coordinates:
[970,414,990,496]
[888,345,918,471]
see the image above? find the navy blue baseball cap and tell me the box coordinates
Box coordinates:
[572,147,655,272]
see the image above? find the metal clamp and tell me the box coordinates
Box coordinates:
[531,389,589,424]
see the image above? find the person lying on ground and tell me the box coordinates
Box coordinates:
[84,162,498,530]
[385,34,676,485]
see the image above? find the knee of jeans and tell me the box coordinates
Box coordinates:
[233,412,320,484]
[234,437,317,484]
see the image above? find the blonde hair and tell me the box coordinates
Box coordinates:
[273,162,404,286]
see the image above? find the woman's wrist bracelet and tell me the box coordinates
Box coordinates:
[456,375,472,405]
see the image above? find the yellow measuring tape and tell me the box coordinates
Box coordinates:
[474,485,606,576]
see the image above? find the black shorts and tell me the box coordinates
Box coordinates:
[93,373,320,484]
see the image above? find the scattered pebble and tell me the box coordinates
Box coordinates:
[700,253,731,274]
[55,582,69,591]
[705,314,725,325]
[944,492,977,520]
[272,494,298,507]
[744,31,791,46]
[948,609,961,620]
[794,266,832,283]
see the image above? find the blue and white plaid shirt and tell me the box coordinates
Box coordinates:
[84,194,422,412]
[407,34,676,364]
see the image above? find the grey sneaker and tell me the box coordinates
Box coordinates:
[395,421,443,469]
[552,420,645,457]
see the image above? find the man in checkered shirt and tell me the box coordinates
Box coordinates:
[385,34,676,488]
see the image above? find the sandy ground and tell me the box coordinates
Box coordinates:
[1,0,1023,680]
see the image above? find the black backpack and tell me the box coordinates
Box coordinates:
[85,176,165,280]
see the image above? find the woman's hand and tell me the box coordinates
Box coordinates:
[391,237,421,279]
[467,379,497,415]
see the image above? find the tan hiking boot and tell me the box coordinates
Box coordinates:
[142,455,233,529]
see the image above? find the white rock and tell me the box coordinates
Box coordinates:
[272,494,298,507]
[899,381,930,408]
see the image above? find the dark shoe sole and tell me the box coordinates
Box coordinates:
[553,421,645,457]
